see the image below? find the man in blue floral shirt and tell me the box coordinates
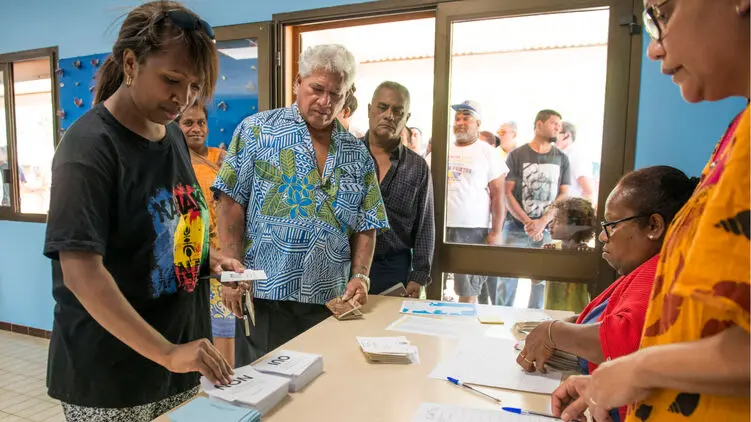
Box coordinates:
[212,44,389,365]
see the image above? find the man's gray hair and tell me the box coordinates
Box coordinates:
[561,121,577,141]
[373,81,411,108]
[298,44,357,91]
[503,121,518,132]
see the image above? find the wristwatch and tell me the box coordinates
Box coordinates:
[351,273,371,290]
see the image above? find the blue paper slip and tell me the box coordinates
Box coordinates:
[168,396,261,422]
[400,300,477,317]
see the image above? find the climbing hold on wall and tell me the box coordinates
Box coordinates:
[90,58,100,67]
[73,98,83,107]
[72,60,82,69]
[56,109,66,120]
[217,101,228,111]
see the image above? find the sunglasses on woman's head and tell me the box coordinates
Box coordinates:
[157,9,215,40]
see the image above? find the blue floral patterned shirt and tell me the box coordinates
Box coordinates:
[211,104,389,304]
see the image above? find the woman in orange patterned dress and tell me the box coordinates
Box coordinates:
[551,1,749,421]
[178,103,235,367]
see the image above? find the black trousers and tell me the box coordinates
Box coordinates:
[369,250,412,294]
[234,299,330,367]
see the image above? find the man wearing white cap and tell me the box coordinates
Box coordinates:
[430,100,508,304]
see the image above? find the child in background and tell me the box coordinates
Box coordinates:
[543,198,595,312]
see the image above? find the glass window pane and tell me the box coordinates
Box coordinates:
[442,272,590,312]
[442,9,609,251]
[301,17,436,154]
[0,69,9,208]
[214,38,260,150]
[13,57,54,214]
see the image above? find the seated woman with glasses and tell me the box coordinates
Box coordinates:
[517,165,697,422]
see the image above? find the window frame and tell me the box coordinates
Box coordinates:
[0,46,60,223]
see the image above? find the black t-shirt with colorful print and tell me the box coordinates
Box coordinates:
[44,103,211,408]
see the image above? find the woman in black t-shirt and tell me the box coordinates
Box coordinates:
[44,2,242,420]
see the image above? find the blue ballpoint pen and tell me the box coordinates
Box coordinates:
[446,377,502,405]
[502,406,579,421]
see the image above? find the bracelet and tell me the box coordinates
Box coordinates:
[351,273,370,291]
[547,320,559,349]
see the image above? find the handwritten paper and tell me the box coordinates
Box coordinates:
[412,403,559,422]
[428,337,562,394]
[401,300,477,317]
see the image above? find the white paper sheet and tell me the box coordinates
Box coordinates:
[387,315,485,338]
[401,300,477,317]
[412,403,559,422]
[428,337,562,394]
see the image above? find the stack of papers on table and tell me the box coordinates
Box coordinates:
[201,366,289,415]
[516,340,580,372]
[253,350,323,392]
[357,336,420,364]
[168,396,261,422]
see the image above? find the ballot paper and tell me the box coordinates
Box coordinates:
[220,269,268,283]
[412,403,560,422]
[201,366,289,415]
[387,315,485,339]
[401,300,477,317]
[326,296,364,320]
[428,337,562,394]
[168,396,261,422]
[253,350,323,392]
[357,336,420,364]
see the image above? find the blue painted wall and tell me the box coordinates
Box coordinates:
[634,34,747,176]
[0,1,747,330]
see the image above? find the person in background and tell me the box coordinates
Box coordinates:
[410,127,423,153]
[520,166,697,422]
[177,103,235,367]
[557,122,595,203]
[499,109,570,308]
[542,197,595,313]
[0,146,26,207]
[479,130,500,148]
[427,100,507,304]
[362,81,434,297]
[497,121,518,160]
[400,126,419,152]
[336,85,363,137]
[552,1,750,421]
[43,2,240,420]
[214,44,389,366]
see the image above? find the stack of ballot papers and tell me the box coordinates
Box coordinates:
[168,396,261,422]
[325,296,363,320]
[201,366,290,415]
[357,336,420,364]
[253,350,324,392]
[516,340,580,372]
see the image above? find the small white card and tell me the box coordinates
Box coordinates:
[220,269,268,283]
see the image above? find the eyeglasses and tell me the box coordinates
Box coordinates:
[600,215,648,240]
[643,0,676,42]
[157,10,215,40]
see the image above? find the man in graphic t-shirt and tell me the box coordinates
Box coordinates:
[429,100,508,304]
[499,109,571,308]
